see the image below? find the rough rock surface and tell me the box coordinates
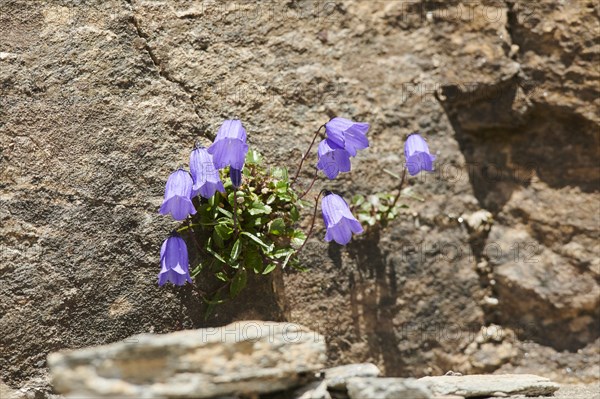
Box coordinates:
[324,363,381,390]
[47,321,326,398]
[1,0,598,394]
[346,377,433,399]
[420,374,560,398]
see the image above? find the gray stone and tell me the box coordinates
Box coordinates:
[47,321,326,398]
[419,374,560,398]
[293,381,331,399]
[324,363,381,390]
[346,377,433,399]
[0,381,25,399]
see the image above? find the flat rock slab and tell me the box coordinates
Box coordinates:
[419,374,560,398]
[48,321,326,398]
[324,363,381,390]
[347,377,433,399]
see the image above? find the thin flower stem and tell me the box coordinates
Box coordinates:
[185,221,207,255]
[177,223,199,233]
[233,190,239,233]
[298,168,319,200]
[384,167,407,222]
[291,124,325,187]
[296,189,326,255]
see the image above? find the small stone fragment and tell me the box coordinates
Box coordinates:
[347,377,433,399]
[419,374,559,398]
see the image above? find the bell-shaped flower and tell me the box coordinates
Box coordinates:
[208,119,249,170]
[316,139,351,179]
[404,133,436,176]
[325,117,370,157]
[159,169,197,221]
[230,168,242,188]
[189,146,225,199]
[158,233,192,286]
[322,192,363,245]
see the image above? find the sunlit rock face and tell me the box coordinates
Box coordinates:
[1,0,598,395]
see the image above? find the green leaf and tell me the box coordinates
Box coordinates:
[281,250,295,269]
[248,201,272,215]
[262,263,277,275]
[272,166,288,181]
[291,230,307,247]
[352,194,365,206]
[298,199,313,208]
[212,229,225,249]
[241,231,274,252]
[217,207,233,218]
[246,149,263,165]
[214,224,233,240]
[290,262,309,272]
[208,193,218,208]
[277,193,292,202]
[244,248,263,273]
[216,216,233,225]
[266,194,276,205]
[290,206,300,222]
[230,269,247,297]
[231,239,241,261]
[268,218,286,236]
[191,262,203,277]
[205,239,227,264]
[266,194,277,205]
[272,248,294,258]
[377,192,394,200]
[275,180,288,194]
[215,271,229,282]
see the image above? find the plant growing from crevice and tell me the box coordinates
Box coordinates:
[156,118,436,315]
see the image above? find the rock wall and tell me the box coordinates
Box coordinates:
[1,0,598,394]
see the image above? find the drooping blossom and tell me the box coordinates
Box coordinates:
[404,133,436,176]
[159,169,197,221]
[158,233,192,287]
[316,139,351,179]
[324,117,370,157]
[321,192,363,245]
[230,168,242,188]
[208,120,249,170]
[189,146,225,199]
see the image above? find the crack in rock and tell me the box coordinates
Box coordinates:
[125,0,206,136]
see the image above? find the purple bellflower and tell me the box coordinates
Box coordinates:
[159,169,197,221]
[208,120,249,170]
[322,192,363,245]
[404,133,436,176]
[317,139,352,179]
[325,117,370,157]
[189,146,225,199]
[158,233,192,287]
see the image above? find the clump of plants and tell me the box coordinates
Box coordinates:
[157,118,436,306]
